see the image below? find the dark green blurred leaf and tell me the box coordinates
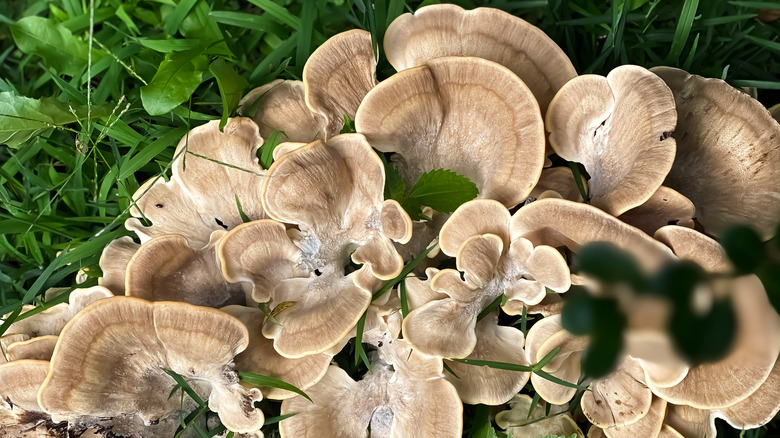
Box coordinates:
[574,242,647,291]
[10,16,98,76]
[756,264,780,317]
[653,260,705,301]
[140,50,208,115]
[720,225,764,274]
[581,310,624,378]
[671,296,736,365]
[209,58,249,131]
[560,288,593,336]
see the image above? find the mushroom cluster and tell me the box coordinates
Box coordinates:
[3,4,780,437]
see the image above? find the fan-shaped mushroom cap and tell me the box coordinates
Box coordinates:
[618,186,695,235]
[716,356,780,429]
[221,305,330,400]
[546,66,677,216]
[6,335,57,362]
[238,79,326,142]
[654,225,730,273]
[603,396,667,438]
[0,360,49,412]
[384,4,577,114]
[528,167,585,202]
[304,30,377,138]
[626,331,689,389]
[98,236,139,295]
[512,198,674,271]
[125,230,245,307]
[439,199,511,256]
[652,66,780,240]
[581,359,654,429]
[443,314,530,405]
[355,56,545,208]
[648,276,780,409]
[496,394,584,438]
[663,404,716,438]
[38,297,263,433]
[525,315,586,405]
[126,118,266,248]
[404,267,443,311]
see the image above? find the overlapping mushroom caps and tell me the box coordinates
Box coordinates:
[495,394,583,438]
[218,134,411,358]
[651,66,780,239]
[239,30,377,141]
[279,311,462,438]
[126,118,266,248]
[356,56,546,209]
[546,65,678,216]
[37,297,264,434]
[0,360,53,434]
[384,3,577,114]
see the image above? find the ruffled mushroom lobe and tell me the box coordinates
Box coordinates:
[546,66,677,216]
[384,4,577,113]
[356,56,545,208]
[126,118,266,248]
[495,394,584,438]
[652,66,780,240]
[238,79,326,142]
[98,236,140,295]
[38,297,264,434]
[617,186,695,235]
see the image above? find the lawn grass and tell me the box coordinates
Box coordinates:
[0,0,779,436]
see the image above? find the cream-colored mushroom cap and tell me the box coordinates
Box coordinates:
[98,236,139,295]
[6,335,57,362]
[126,118,266,248]
[356,56,545,208]
[716,355,780,430]
[0,360,49,412]
[495,394,584,438]
[384,4,577,114]
[581,358,653,429]
[602,396,667,438]
[38,297,264,433]
[546,65,677,216]
[652,66,780,240]
[238,79,326,142]
[618,186,695,235]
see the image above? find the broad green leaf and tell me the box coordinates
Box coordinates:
[209,58,249,131]
[140,50,208,116]
[720,225,764,274]
[407,168,478,214]
[179,0,232,57]
[135,38,202,53]
[259,131,284,169]
[0,92,110,149]
[10,16,99,76]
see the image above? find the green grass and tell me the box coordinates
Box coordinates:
[0,0,779,436]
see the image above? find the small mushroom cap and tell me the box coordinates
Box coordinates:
[98,236,140,295]
[125,231,245,308]
[716,356,780,429]
[626,331,689,389]
[648,276,780,409]
[529,167,585,202]
[654,225,731,273]
[603,396,667,438]
[652,66,780,240]
[384,4,577,113]
[6,335,58,362]
[495,394,584,438]
[356,56,545,208]
[510,198,674,271]
[663,404,716,438]
[238,79,326,142]
[546,66,677,216]
[38,297,263,433]
[443,314,530,405]
[0,360,49,412]
[618,186,695,235]
[303,30,377,138]
[581,359,653,429]
[221,305,331,400]
[126,118,266,247]
[439,199,511,257]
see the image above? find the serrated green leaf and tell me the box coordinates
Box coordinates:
[140,50,208,116]
[209,58,249,131]
[10,16,100,76]
[407,169,478,214]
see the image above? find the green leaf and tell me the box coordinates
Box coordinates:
[209,58,249,131]
[0,91,109,149]
[10,16,98,76]
[667,0,699,64]
[574,242,647,291]
[384,161,406,202]
[140,50,208,116]
[259,131,284,169]
[406,168,478,214]
[238,371,312,402]
[719,225,764,274]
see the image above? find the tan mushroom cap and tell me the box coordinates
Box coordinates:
[238,79,326,142]
[581,359,654,429]
[384,3,577,114]
[511,198,674,270]
[654,225,731,273]
[303,29,377,138]
[355,56,546,208]
[716,356,780,429]
[126,118,266,248]
[663,404,716,438]
[6,335,57,362]
[652,66,780,240]
[496,394,584,438]
[221,305,330,400]
[404,267,444,311]
[525,315,585,405]
[546,65,677,216]
[98,236,139,295]
[125,231,245,308]
[529,167,585,202]
[38,297,263,433]
[0,360,49,412]
[618,186,695,235]
[625,331,689,389]
[439,199,511,256]
[648,276,780,409]
[443,314,530,405]
[603,396,667,438]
